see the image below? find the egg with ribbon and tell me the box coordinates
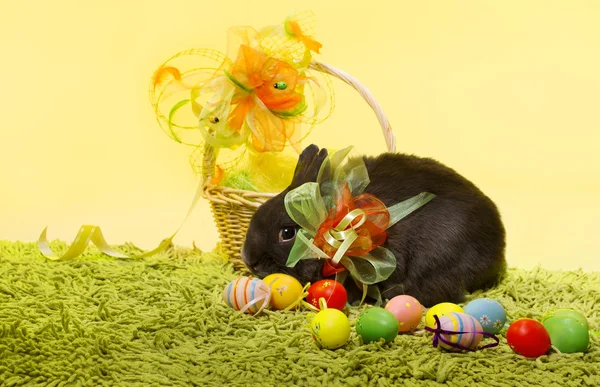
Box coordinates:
[425,302,464,329]
[432,312,487,352]
[263,273,304,310]
[306,279,348,310]
[222,277,271,314]
[464,298,507,334]
[310,298,351,349]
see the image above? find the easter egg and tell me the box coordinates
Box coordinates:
[435,312,484,351]
[356,307,399,344]
[506,318,551,358]
[222,277,271,314]
[542,309,589,330]
[385,295,423,332]
[464,298,507,334]
[425,302,464,329]
[543,316,590,353]
[310,307,351,349]
[306,280,348,311]
[263,273,303,310]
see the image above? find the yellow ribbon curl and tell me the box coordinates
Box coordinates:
[322,208,366,265]
[37,170,206,260]
[282,282,320,312]
[37,226,173,260]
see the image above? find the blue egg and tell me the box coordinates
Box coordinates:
[464,298,507,334]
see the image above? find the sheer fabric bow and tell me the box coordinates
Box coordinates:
[284,147,435,292]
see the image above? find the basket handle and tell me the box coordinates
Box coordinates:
[201,61,396,185]
[309,61,396,153]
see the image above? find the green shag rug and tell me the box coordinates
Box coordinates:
[0,241,599,387]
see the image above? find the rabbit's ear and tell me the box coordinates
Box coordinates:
[290,144,329,188]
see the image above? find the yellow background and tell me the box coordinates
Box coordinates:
[1,1,599,271]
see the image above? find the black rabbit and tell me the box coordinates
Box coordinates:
[241,144,506,307]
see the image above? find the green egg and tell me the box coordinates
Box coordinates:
[542,309,589,330]
[356,307,399,344]
[543,316,589,353]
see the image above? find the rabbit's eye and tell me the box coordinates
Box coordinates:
[279,227,297,242]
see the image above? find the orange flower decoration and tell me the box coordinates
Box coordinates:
[150,11,333,161]
[222,43,311,152]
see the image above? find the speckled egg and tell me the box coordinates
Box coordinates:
[356,307,399,344]
[223,277,271,314]
[263,273,303,310]
[385,295,424,332]
[464,298,507,334]
[311,308,351,349]
[306,279,348,311]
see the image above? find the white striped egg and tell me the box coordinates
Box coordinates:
[223,277,271,314]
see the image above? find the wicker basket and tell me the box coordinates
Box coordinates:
[201,61,397,273]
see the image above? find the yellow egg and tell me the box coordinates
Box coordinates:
[425,302,464,329]
[263,273,303,310]
[310,308,351,350]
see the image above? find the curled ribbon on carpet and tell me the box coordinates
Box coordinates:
[284,146,435,300]
[38,226,174,261]
[150,11,334,183]
[38,172,208,260]
[425,314,500,352]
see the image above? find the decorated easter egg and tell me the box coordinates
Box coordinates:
[543,316,590,353]
[263,273,303,310]
[435,312,484,351]
[306,280,348,310]
[506,318,551,358]
[222,277,271,314]
[356,307,399,344]
[425,302,464,329]
[310,306,351,349]
[385,295,423,332]
[464,298,507,334]
[542,309,589,330]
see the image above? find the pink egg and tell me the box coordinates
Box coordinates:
[385,295,424,332]
[222,277,271,314]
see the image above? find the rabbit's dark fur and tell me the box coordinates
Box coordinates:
[242,145,506,307]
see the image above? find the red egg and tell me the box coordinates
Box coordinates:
[306,280,348,310]
[506,318,551,358]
